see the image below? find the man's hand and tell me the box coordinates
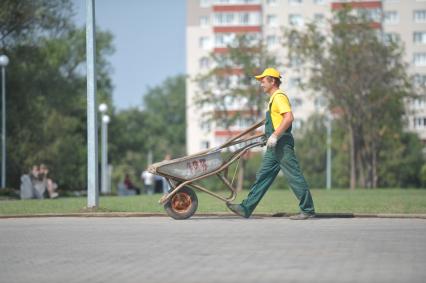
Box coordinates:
[266,134,278,148]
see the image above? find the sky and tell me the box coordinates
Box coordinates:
[72,0,186,110]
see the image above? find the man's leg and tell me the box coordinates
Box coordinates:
[279,144,315,215]
[239,149,281,217]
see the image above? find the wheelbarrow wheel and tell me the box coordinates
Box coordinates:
[164,187,198,220]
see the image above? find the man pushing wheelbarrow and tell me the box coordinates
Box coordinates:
[149,67,315,220]
[226,67,316,220]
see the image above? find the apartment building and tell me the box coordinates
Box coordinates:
[186,0,426,154]
[382,0,426,143]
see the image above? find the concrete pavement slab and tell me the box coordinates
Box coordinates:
[0,217,425,283]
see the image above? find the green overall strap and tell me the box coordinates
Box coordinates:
[265,93,292,139]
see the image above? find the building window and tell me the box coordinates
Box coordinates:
[199,36,211,50]
[364,8,382,22]
[200,0,210,7]
[384,32,400,44]
[239,13,250,25]
[413,53,426,66]
[214,13,234,25]
[314,13,325,23]
[199,80,210,92]
[414,10,426,23]
[291,97,303,107]
[266,15,278,27]
[199,57,210,69]
[215,33,235,48]
[413,74,426,87]
[384,11,399,24]
[313,0,326,4]
[214,12,260,26]
[289,14,304,27]
[212,0,261,3]
[411,97,426,109]
[288,78,301,89]
[292,119,303,129]
[413,117,426,129]
[314,97,327,110]
[201,141,210,149]
[289,0,302,5]
[200,16,209,27]
[200,121,211,132]
[414,32,426,44]
[289,55,303,67]
[266,35,278,48]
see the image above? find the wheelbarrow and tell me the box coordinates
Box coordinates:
[148,119,266,219]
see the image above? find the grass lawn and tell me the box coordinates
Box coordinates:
[0,188,425,216]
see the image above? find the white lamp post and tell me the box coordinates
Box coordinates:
[86,0,98,207]
[98,103,109,194]
[0,55,9,188]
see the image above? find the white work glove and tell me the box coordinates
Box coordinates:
[266,134,278,148]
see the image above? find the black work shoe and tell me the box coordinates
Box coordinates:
[226,203,248,218]
[289,212,316,220]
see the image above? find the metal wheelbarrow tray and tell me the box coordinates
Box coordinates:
[148,119,266,219]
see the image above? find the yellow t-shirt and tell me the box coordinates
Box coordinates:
[268,89,292,130]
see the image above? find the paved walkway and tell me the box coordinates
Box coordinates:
[1,217,425,283]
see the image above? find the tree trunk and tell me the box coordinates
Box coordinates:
[357,150,366,188]
[372,140,378,188]
[349,126,356,190]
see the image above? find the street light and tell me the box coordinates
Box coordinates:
[86,0,98,207]
[0,55,9,188]
[98,103,110,194]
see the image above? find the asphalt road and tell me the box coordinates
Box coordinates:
[0,216,425,283]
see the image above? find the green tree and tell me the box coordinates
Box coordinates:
[0,0,73,49]
[194,35,278,190]
[108,76,186,189]
[108,108,148,188]
[294,114,327,188]
[143,75,186,159]
[285,6,421,189]
[420,164,426,188]
[2,0,115,190]
[195,35,277,127]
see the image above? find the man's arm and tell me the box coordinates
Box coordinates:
[273,111,294,138]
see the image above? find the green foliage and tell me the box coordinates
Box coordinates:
[194,35,278,127]
[420,164,426,188]
[294,114,327,188]
[193,35,279,190]
[108,76,186,188]
[0,0,73,49]
[379,132,425,188]
[143,76,187,158]
[285,6,423,188]
[108,108,149,189]
[294,106,424,189]
[1,1,188,193]
[2,1,114,190]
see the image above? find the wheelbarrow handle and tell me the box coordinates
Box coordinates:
[216,119,265,150]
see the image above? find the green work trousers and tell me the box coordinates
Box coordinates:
[241,139,315,217]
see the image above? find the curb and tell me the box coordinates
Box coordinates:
[0,212,426,219]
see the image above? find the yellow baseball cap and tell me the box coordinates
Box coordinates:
[255,67,281,81]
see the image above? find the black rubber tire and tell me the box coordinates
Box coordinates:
[164,187,198,220]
